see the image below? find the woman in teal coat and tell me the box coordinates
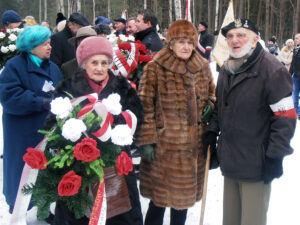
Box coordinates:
[0,25,63,213]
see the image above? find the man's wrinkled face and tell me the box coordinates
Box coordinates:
[226,28,259,58]
[126,20,137,35]
[115,21,125,32]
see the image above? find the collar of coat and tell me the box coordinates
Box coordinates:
[153,46,208,74]
[134,26,157,41]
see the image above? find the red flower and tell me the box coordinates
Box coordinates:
[116,152,133,176]
[74,138,100,162]
[23,147,47,169]
[138,55,152,63]
[1,29,6,32]
[58,170,82,196]
[118,42,132,51]
[137,43,147,55]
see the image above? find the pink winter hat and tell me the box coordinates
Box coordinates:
[76,36,114,67]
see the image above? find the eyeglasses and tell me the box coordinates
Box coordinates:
[226,33,247,40]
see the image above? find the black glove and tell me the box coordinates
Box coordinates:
[42,98,52,110]
[141,144,155,163]
[263,157,283,184]
[202,131,217,158]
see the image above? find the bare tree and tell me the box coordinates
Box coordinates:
[108,0,111,19]
[39,0,42,22]
[174,0,182,20]
[265,0,270,41]
[238,0,244,18]
[77,0,81,12]
[296,0,300,34]
[144,0,147,9]
[256,0,263,28]
[279,0,287,44]
[44,0,47,21]
[57,0,65,15]
[169,0,173,24]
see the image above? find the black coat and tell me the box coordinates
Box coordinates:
[50,69,144,225]
[50,25,76,67]
[289,46,300,78]
[197,29,214,60]
[134,26,163,52]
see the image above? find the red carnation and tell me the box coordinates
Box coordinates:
[74,137,100,162]
[23,147,47,169]
[118,42,132,51]
[58,170,82,196]
[137,43,147,55]
[116,152,133,176]
[138,55,153,63]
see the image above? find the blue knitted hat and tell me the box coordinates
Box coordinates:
[2,10,22,26]
[16,25,51,52]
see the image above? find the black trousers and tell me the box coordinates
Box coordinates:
[144,201,188,225]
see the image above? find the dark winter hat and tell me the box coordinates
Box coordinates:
[166,20,198,46]
[2,10,22,26]
[199,21,208,29]
[68,26,97,46]
[93,23,111,35]
[114,18,126,24]
[269,37,276,43]
[68,12,89,26]
[95,16,112,25]
[76,36,113,67]
[16,25,51,52]
[56,12,66,25]
[221,18,259,37]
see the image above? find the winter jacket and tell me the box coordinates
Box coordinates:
[289,46,300,78]
[197,29,214,60]
[0,52,62,208]
[278,47,293,71]
[49,69,144,225]
[134,26,163,52]
[50,25,76,67]
[208,43,296,182]
[136,46,215,209]
[61,58,78,80]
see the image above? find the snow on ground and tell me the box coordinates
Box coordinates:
[1,62,300,225]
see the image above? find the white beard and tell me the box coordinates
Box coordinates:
[229,39,253,59]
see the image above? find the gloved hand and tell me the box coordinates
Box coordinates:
[202,131,218,158]
[42,98,52,110]
[263,157,283,184]
[141,144,155,163]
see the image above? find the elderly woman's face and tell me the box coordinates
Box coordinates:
[85,54,109,83]
[170,38,194,60]
[30,39,52,59]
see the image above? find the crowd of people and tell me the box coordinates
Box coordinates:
[0,7,298,225]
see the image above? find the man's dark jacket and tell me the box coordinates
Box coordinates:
[197,29,214,60]
[61,58,78,80]
[50,25,76,67]
[134,26,163,52]
[208,43,296,182]
[289,46,300,78]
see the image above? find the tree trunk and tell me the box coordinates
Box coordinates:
[238,0,244,18]
[39,0,42,22]
[169,0,173,24]
[234,0,239,16]
[215,0,219,30]
[296,0,300,34]
[107,0,111,20]
[256,0,263,28]
[44,0,47,21]
[218,0,223,28]
[265,0,270,41]
[144,0,147,9]
[92,0,95,24]
[161,0,169,29]
[77,0,81,12]
[57,0,65,15]
[208,0,211,32]
[279,0,287,45]
[174,0,182,20]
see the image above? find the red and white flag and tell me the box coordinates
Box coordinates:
[185,0,192,22]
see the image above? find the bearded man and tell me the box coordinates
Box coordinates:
[202,19,297,225]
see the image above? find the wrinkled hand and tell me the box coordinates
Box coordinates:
[202,131,217,158]
[141,144,155,163]
[263,157,283,184]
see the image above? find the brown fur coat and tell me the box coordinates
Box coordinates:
[136,46,216,209]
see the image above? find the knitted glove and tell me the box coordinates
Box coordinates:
[42,98,52,110]
[263,157,283,184]
[141,144,155,163]
[202,131,218,158]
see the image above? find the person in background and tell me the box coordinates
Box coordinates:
[61,26,97,80]
[289,33,300,120]
[278,39,294,71]
[0,25,62,214]
[202,19,296,225]
[1,10,23,29]
[56,12,66,26]
[136,20,215,225]
[50,36,143,225]
[126,17,137,36]
[50,12,89,67]
[40,20,52,32]
[94,15,112,26]
[114,17,127,36]
[93,23,111,37]
[267,36,279,56]
[23,15,37,26]
[197,21,214,60]
[135,9,163,52]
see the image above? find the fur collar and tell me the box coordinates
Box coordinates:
[153,46,208,74]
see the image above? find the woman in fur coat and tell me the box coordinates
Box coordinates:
[136,20,216,225]
[48,36,144,225]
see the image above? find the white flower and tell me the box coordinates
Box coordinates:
[119,34,128,42]
[8,44,16,52]
[62,118,86,142]
[50,97,73,119]
[128,35,135,42]
[1,46,9,53]
[102,93,122,115]
[8,33,17,42]
[0,32,5,39]
[110,124,133,145]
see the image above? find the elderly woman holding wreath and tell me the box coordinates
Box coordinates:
[136,20,216,225]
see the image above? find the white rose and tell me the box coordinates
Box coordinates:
[50,97,73,119]
[0,32,5,39]
[8,44,16,52]
[119,34,128,42]
[62,118,86,142]
[128,35,135,42]
[102,93,122,115]
[8,34,17,42]
[110,124,133,145]
[1,46,9,53]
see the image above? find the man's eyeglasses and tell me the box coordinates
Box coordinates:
[226,33,247,40]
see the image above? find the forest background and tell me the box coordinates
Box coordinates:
[0,0,300,47]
